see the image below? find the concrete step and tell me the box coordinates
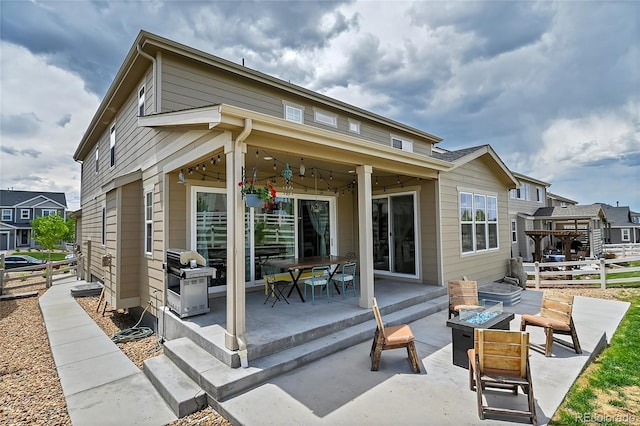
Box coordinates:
[160,295,449,402]
[143,355,208,417]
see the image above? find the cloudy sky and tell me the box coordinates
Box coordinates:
[1,1,638,211]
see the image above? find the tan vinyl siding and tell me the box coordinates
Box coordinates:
[336,191,357,256]
[160,54,435,155]
[439,157,511,284]
[118,181,142,301]
[419,180,439,284]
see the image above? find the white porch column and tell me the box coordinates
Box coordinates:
[224,124,250,351]
[356,165,374,309]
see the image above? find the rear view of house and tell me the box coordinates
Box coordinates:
[73,31,518,353]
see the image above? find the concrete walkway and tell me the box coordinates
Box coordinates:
[41,276,630,426]
[39,277,176,425]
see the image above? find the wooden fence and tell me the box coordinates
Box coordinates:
[0,254,83,295]
[524,255,640,289]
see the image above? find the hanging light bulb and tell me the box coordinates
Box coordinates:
[329,171,333,180]
[376,176,379,185]
[196,164,200,171]
[273,159,277,170]
[256,149,259,157]
[188,168,193,175]
[178,169,186,185]
[299,158,305,177]
[202,163,206,172]
[211,157,216,166]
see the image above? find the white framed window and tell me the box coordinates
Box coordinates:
[313,108,337,127]
[283,102,303,124]
[1,209,12,221]
[536,187,543,203]
[510,189,518,199]
[95,146,99,173]
[42,209,57,216]
[20,209,30,219]
[138,85,145,117]
[348,119,360,134]
[102,208,106,246]
[144,190,153,254]
[110,124,116,168]
[621,228,630,241]
[460,191,499,254]
[522,183,531,201]
[391,136,413,153]
[511,220,517,243]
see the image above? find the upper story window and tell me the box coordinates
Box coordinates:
[95,146,99,173]
[138,85,145,117]
[1,209,12,221]
[391,136,413,153]
[110,124,116,168]
[510,189,517,199]
[42,209,57,216]
[460,191,499,254]
[145,190,153,254]
[283,102,303,124]
[313,108,337,127]
[536,187,543,203]
[348,119,360,134]
[20,209,30,219]
[511,220,517,243]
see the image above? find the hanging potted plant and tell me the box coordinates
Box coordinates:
[238,178,277,209]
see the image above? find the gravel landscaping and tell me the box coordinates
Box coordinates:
[1,273,637,425]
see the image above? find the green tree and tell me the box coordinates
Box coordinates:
[31,214,68,260]
[63,218,76,243]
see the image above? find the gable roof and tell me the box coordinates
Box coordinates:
[74,30,443,161]
[597,204,637,227]
[431,145,518,188]
[0,190,67,209]
[511,172,550,188]
[533,204,605,220]
[546,192,578,204]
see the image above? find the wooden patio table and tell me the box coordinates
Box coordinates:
[265,255,350,303]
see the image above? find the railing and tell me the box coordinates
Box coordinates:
[0,255,83,295]
[524,255,640,289]
[604,243,640,257]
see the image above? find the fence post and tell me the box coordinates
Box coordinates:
[600,258,607,289]
[0,269,4,296]
[534,261,540,290]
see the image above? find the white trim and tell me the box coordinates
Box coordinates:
[283,101,304,124]
[144,189,153,255]
[138,84,145,117]
[109,123,116,168]
[621,228,631,242]
[348,119,360,134]
[390,135,413,153]
[459,189,499,255]
[2,209,13,221]
[312,107,337,127]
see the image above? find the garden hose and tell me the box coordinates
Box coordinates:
[111,300,154,343]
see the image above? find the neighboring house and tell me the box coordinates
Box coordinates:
[531,204,607,258]
[0,190,67,251]
[598,203,640,244]
[546,192,577,208]
[73,31,518,353]
[507,172,550,261]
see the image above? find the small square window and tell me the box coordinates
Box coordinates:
[348,119,360,134]
[20,209,30,219]
[284,103,303,124]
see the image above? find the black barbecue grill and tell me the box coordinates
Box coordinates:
[165,248,215,318]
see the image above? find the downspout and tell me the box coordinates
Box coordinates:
[136,45,158,114]
[235,118,252,366]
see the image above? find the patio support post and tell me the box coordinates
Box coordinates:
[224,120,251,351]
[356,165,374,309]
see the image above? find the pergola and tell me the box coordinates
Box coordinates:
[524,230,584,262]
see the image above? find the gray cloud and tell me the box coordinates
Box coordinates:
[56,114,72,127]
[0,145,42,158]
[1,112,42,137]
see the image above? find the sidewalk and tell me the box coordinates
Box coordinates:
[39,277,176,425]
[41,276,630,426]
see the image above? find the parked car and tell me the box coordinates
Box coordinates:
[2,255,47,270]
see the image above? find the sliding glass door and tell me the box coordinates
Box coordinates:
[372,192,418,276]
